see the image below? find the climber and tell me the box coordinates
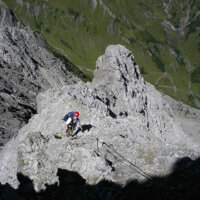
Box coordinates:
[64,111,83,136]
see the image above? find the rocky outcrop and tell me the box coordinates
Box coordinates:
[0,6,17,26]
[0,44,200,191]
[0,7,80,149]
[163,95,200,144]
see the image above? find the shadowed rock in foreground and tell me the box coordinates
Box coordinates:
[0,157,200,200]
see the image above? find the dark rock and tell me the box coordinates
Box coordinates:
[0,7,80,149]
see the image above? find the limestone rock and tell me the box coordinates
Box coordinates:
[0,44,200,191]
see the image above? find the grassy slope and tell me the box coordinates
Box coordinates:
[2,0,200,108]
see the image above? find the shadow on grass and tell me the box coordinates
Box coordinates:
[1,157,200,199]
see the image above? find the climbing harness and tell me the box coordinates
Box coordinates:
[66,126,74,136]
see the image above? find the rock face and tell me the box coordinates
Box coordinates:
[0,44,200,191]
[0,7,80,148]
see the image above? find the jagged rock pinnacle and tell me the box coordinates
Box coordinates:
[0,44,200,191]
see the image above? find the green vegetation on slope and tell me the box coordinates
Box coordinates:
[191,67,200,83]
[2,0,200,108]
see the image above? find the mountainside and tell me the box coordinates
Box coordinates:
[1,1,200,199]
[2,0,200,108]
[0,6,84,149]
[0,45,200,192]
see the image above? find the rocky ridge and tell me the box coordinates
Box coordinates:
[0,6,80,148]
[0,44,200,191]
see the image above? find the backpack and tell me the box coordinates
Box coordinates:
[63,111,74,122]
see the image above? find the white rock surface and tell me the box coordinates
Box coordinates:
[0,44,200,191]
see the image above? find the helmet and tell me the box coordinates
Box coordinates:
[74,111,79,117]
